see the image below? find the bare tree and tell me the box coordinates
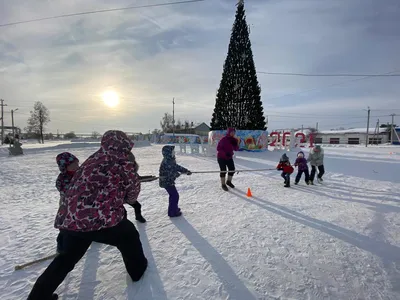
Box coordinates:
[44,132,54,140]
[160,113,174,133]
[91,131,101,139]
[152,128,161,135]
[184,120,190,131]
[25,101,50,144]
[176,119,183,130]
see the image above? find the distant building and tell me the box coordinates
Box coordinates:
[193,122,210,136]
[314,128,389,145]
[173,122,210,136]
[393,127,400,145]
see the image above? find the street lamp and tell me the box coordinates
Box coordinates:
[11,108,18,137]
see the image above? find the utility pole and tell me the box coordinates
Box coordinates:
[172,98,175,139]
[365,106,370,147]
[301,124,303,133]
[1,99,8,145]
[390,113,396,144]
[11,108,18,137]
[316,122,319,132]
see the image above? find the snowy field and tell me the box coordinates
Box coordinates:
[1,143,400,299]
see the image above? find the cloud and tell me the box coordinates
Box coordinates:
[0,0,399,134]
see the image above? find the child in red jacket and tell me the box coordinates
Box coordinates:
[276,153,294,187]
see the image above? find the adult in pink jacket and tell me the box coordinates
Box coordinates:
[27,130,148,300]
[217,128,239,191]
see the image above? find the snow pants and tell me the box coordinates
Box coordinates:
[165,185,180,217]
[310,165,325,182]
[56,230,65,254]
[295,169,310,183]
[281,172,290,183]
[217,158,235,177]
[27,218,148,300]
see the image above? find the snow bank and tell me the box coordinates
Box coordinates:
[0,140,152,157]
[134,140,151,148]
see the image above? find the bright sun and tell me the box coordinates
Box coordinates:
[101,91,120,108]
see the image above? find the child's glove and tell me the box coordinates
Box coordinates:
[186,171,192,175]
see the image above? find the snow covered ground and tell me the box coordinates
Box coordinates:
[1,143,399,299]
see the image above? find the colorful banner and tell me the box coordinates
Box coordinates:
[209,130,269,152]
[159,134,202,145]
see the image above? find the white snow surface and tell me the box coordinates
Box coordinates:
[1,143,400,300]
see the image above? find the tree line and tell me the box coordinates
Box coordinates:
[19,102,194,144]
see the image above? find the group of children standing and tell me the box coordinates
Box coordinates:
[276,145,325,187]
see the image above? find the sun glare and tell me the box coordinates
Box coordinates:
[102,91,120,108]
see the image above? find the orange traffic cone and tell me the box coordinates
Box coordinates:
[246,188,253,197]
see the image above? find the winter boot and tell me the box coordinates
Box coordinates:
[27,293,58,300]
[169,211,182,218]
[220,177,228,191]
[306,181,310,185]
[317,177,323,183]
[226,175,235,188]
[294,182,298,185]
[309,181,314,185]
[284,179,290,188]
[132,202,146,223]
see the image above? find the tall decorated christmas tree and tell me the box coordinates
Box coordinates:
[210,0,266,131]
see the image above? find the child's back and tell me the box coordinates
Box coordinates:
[159,145,188,188]
[159,145,191,217]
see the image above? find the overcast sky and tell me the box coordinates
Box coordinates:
[1,0,400,134]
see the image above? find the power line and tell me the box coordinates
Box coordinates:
[0,0,205,28]
[265,110,400,117]
[262,70,400,102]
[257,71,400,77]
[267,114,391,119]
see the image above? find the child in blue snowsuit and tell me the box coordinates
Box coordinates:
[55,152,79,254]
[159,145,191,217]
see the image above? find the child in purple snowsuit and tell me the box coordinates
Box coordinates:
[159,145,191,217]
[294,151,310,185]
